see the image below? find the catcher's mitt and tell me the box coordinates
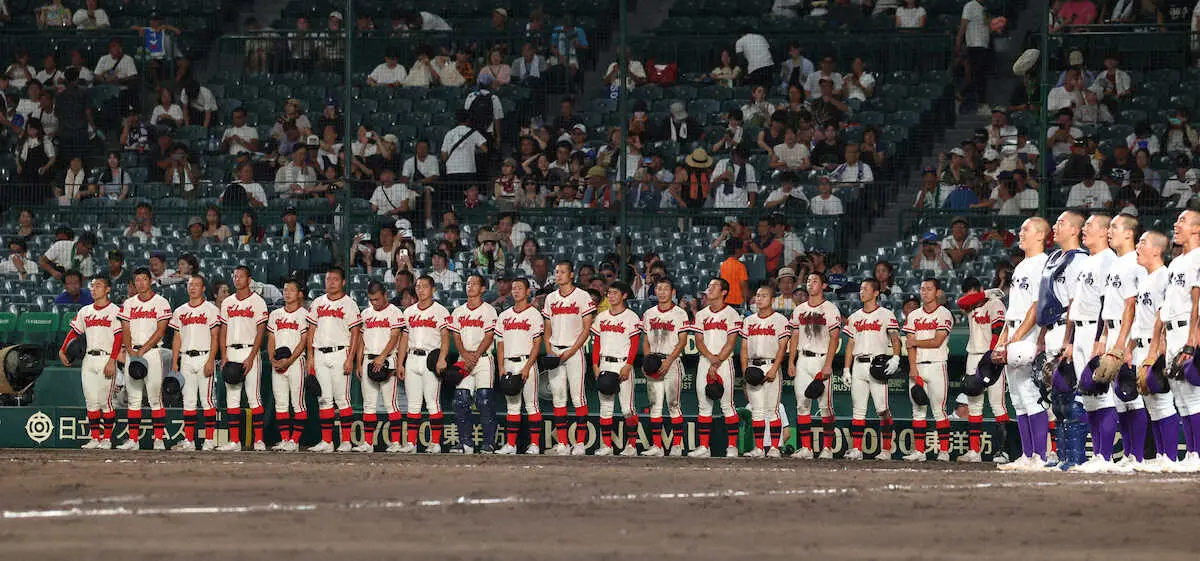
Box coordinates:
[1092,348,1124,384]
[1136,364,1151,396]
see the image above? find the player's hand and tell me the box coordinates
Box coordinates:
[395,365,405,380]
[371,355,387,371]
[817,365,832,380]
[520,365,531,380]
[436,357,447,372]
[463,353,478,372]
[204,359,215,378]
[128,348,143,358]
[270,358,282,373]
[619,364,632,381]
[1090,340,1105,359]
[886,356,901,376]
[764,367,778,382]
[707,363,719,379]
[557,348,574,362]
[59,349,70,367]
[103,360,117,379]
[342,357,354,375]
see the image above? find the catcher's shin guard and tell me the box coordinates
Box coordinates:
[475,388,497,449]
[454,389,474,449]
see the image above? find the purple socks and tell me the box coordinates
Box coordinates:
[1029,411,1049,460]
[1118,409,1148,462]
[1156,414,1180,462]
[1016,414,1032,458]
[1088,407,1117,460]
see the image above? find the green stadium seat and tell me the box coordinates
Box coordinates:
[0,312,16,345]
[17,312,58,349]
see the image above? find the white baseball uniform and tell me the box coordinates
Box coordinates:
[642,304,689,421]
[170,300,219,413]
[1007,251,1049,416]
[965,297,1007,418]
[497,304,544,415]
[120,293,173,410]
[742,311,789,423]
[692,304,743,419]
[219,292,269,410]
[68,302,122,414]
[844,305,898,420]
[903,305,953,422]
[1070,248,1115,411]
[790,299,841,419]
[450,301,498,390]
[1161,247,1200,415]
[592,308,642,419]
[307,294,361,411]
[360,303,404,415]
[1102,250,1146,412]
[543,286,596,409]
[1134,266,1174,420]
[267,305,308,415]
[400,301,451,414]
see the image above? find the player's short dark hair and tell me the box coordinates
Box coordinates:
[712,277,730,294]
[512,278,531,290]
[416,274,435,289]
[367,281,386,295]
[656,276,675,289]
[807,272,828,285]
[555,259,574,272]
[962,276,982,293]
[77,232,97,247]
[135,202,151,212]
[396,270,415,283]
[466,274,487,287]
[861,278,881,292]
[609,280,633,299]
[282,278,303,293]
[234,264,252,278]
[757,283,776,296]
[133,267,152,280]
[191,274,207,288]
[90,274,111,287]
[326,266,345,280]
[922,277,941,290]
[8,238,26,252]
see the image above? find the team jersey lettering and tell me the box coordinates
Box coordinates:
[274,318,300,331]
[913,319,942,331]
[364,318,392,329]
[177,312,210,326]
[550,302,580,315]
[84,316,113,328]
[854,319,882,332]
[458,317,485,329]
[794,313,827,326]
[408,317,439,329]
[126,308,159,320]
[316,305,346,319]
[746,325,776,337]
[703,319,728,331]
[503,317,533,331]
[597,320,626,334]
[648,318,676,331]
[226,306,256,319]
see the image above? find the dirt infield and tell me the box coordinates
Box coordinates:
[1,450,1198,561]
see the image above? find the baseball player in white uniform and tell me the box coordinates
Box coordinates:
[266,278,310,452]
[1100,214,1150,468]
[59,275,122,449]
[590,281,642,457]
[169,275,219,451]
[741,285,790,458]
[842,278,901,460]
[306,266,362,453]
[688,278,743,458]
[994,218,1052,471]
[1129,231,1181,472]
[788,273,843,460]
[496,279,544,455]
[902,278,955,462]
[397,275,452,454]
[957,277,1007,463]
[640,277,690,457]
[450,274,498,454]
[355,281,404,453]
[1150,209,1200,471]
[543,260,596,455]
[217,265,269,452]
[116,267,172,451]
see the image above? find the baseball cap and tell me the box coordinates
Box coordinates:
[187,216,203,228]
[330,10,343,20]
[972,128,988,142]
[955,393,969,406]
[382,133,398,144]
[587,165,607,178]
[306,134,320,146]
[283,205,297,216]
[670,102,688,120]
[107,249,124,262]
[571,123,587,134]
[920,231,939,244]
[1068,50,1083,66]
[777,267,796,280]
[949,147,966,158]
[983,148,1000,161]
[494,7,508,16]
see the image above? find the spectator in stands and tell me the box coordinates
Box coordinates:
[59,155,88,204]
[0,238,37,279]
[511,42,546,86]
[844,57,876,102]
[201,206,232,242]
[105,250,128,287]
[149,87,183,130]
[529,256,554,292]
[742,85,776,128]
[912,167,939,209]
[1048,68,1084,113]
[65,50,93,87]
[1162,155,1198,206]
[810,177,845,216]
[40,232,95,280]
[769,128,811,174]
[6,50,34,90]
[778,42,813,89]
[37,54,64,89]
[1066,171,1112,208]
[936,147,974,205]
[1046,109,1080,160]
[654,101,698,144]
[370,169,417,218]
[184,216,206,249]
[273,98,312,139]
[803,57,844,101]
[584,166,620,209]
[957,0,992,115]
[867,260,896,296]
[220,108,258,155]
[72,0,108,29]
[1116,168,1162,212]
[237,210,265,244]
[1090,52,1131,107]
[123,202,161,242]
[735,27,774,87]
[719,238,750,308]
[1127,122,1161,156]
[895,0,928,28]
[748,217,785,276]
[478,49,512,89]
[16,118,55,204]
[179,80,216,128]
[287,16,319,71]
[942,218,981,267]
[546,16,587,91]
[705,48,742,88]
[399,139,439,229]
[427,250,463,291]
[603,47,647,97]
[441,108,489,201]
[827,0,866,28]
[1052,0,1098,30]
[830,144,874,183]
[912,232,952,271]
[1132,148,1162,190]
[55,67,90,161]
[55,270,93,305]
[222,162,268,208]
[274,145,318,198]
[1111,0,1165,27]
[367,49,407,88]
[810,79,849,128]
[1102,144,1134,188]
[37,0,72,28]
[810,123,845,169]
[1009,168,1039,212]
[89,151,129,200]
[400,9,452,31]
[133,14,187,85]
[711,147,759,208]
[986,109,1017,150]
[29,89,59,139]
[1166,108,1199,156]
[146,251,173,285]
[678,148,713,208]
[771,268,798,314]
[164,144,199,199]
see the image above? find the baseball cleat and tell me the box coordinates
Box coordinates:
[997,455,1030,471]
[876,449,892,461]
[792,447,814,460]
[524,444,541,455]
[426,444,443,454]
[687,446,710,458]
[173,439,196,451]
[285,441,300,452]
[81,438,103,450]
[818,447,834,460]
[201,440,216,451]
[548,443,570,456]
[1114,456,1135,469]
[495,444,517,455]
[936,451,951,462]
[595,445,614,456]
[992,451,1010,464]
[1133,457,1163,473]
[462,444,475,455]
[336,441,353,452]
[668,446,683,457]
[843,448,863,460]
[216,442,242,452]
[270,441,289,451]
[396,443,418,454]
[116,439,139,451]
[99,439,112,449]
[958,450,982,463]
[570,443,587,456]
[766,447,782,459]
[725,446,740,458]
[385,442,403,453]
[252,441,267,452]
[449,446,465,454]
[745,448,765,459]
[480,444,496,454]
[902,451,926,462]
[619,445,639,457]
[1044,451,1059,465]
[1071,456,1107,473]
[644,445,664,457]
[308,441,334,453]
[351,443,374,453]
[152,438,166,450]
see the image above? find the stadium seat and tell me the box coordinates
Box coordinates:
[16,312,58,350]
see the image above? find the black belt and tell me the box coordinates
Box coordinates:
[507,355,527,363]
[917,360,940,365]
[183,350,209,357]
[855,355,873,363]
[602,356,622,363]
[86,350,108,356]
[366,353,379,360]
[1074,320,1097,327]
[801,350,824,358]
[1166,320,1188,332]
[1135,338,1152,348]
[750,358,772,366]
[1105,320,1118,329]
[133,343,161,350]
[317,346,346,353]
[409,349,430,356]
[552,345,570,350]
[229,343,250,350]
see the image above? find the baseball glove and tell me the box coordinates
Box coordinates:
[1040,352,1061,390]
[1092,348,1124,384]
[1136,364,1151,395]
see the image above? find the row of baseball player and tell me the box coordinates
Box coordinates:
[58,253,988,460]
[990,208,1200,473]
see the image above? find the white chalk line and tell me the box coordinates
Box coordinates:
[5,476,1196,521]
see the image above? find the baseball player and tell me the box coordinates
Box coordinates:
[640,276,690,457]
[354,281,404,453]
[741,285,790,458]
[496,278,544,455]
[116,267,172,451]
[994,218,1052,471]
[688,278,743,458]
[1130,231,1180,472]
[217,266,269,452]
[902,278,954,462]
[591,281,642,457]
[1067,214,1121,472]
[450,274,499,454]
[1100,214,1150,469]
[543,260,596,455]
[306,266,362,453]
[59,275,122,449]
[789,273,843,460]
[956,277,1007,463]
[169,275,219,451]
[266,278,310,452]
[1149,209,1200,472]
[842,278,900,460]
[397,275,452,454]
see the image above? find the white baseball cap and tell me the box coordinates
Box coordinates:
[955,393,969,406]
[330,11,343,20]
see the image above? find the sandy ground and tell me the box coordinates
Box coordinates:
[1,450,1197,560]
